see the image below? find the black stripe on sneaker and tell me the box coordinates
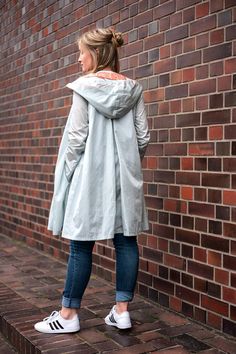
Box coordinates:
[49,323,55,330]
[52,321,59,330]
[109,314,117,323]
[56,320,64,329]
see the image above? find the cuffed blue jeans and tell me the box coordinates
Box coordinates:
[62,233,139,308]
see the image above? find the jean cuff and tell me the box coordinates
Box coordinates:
[116,291,133,302]
[62,296,81,308]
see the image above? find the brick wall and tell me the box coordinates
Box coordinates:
[0,0,235,336]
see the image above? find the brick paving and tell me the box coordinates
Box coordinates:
[0,235,235,354]
[0,332,17,353]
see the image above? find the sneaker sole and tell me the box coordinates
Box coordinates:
[104,317,131,329]
[34,324,80,334]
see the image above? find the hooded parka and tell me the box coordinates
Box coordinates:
[48,72,150,241]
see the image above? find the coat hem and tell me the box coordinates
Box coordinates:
[60,227,149,241]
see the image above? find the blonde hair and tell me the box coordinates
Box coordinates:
[78,28,124,73]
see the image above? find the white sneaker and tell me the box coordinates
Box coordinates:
[105,305,132,329]
[34,311,80,334]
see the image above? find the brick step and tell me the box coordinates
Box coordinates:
[0,282,106,354]
[1,235,236,354]
[0,282,42,353]
[0,331,17,353]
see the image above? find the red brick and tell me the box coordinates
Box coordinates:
[135,10,153,27]
[177,51,201,69]
[225,58,236,74]
[154,0,176,19]
[196,2,209,18]
[225,124,236,139]
[144,33,164,50]
[196,64,209,80]
[166,24,188,43]
[225,0,236,8]
[215,269,229,286]
[154,58,175,74]
[202,109,230,125]
[183,37,195,53]
[144,88,164,102]
[176,229,199,245]
[223,191,236,206]
[209,126,223,140]
[225,91,236,107]
[203,43,232,63]
[223,158,236,172]
[170,70,182,84]
[208,250,222,267]
[202,234,229,252]
[181,157,193,170]
[125,41,143,56]
[177,285,200,305]
[207,312,222,330]
[189,143,214,156]
[159,102,170,115]
[170,100,181,113]
[231,273,236,287]
[177,0,202,11]
[196,32,209,49]
[164,254,186,270]
[160,16,171,31]
[182,67,195,82]
[169,129,181,142]
[190,78,216,96]
[226,24,236,41]
[170,296,182,312]
[189,202,215,218]
[153,277,174,295]
[218,75,232,91]
[166,84,188,99]
[190,14,216,35]
[210,28,224,45]
[176,171,200,185]
[209,219,222,234]
[194,247,207,263]
[224,255,236,271]
[210,0,224,13]
[164,199,187,214]
[224,222,236,238]
[181,186,193,200]
[202,295,228,316]
[176,113,200,127]
[196,96,208,110]
[223,287,236,305]
[183,7,195,23]
[209,93,223,109]
[160,44,171,59]
[210,61,224,77]
[230,305,236,321]
[202,173,230,188]
[189,261,214,280]
[171,41,183,56]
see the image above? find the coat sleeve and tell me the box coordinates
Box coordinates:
[65,92,88,181]
[133,94,150,159]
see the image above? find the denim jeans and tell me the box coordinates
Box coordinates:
[62,234,139,308]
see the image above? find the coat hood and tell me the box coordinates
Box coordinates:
[66,75,142,119]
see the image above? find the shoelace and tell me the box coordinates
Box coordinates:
[43,311,59,323]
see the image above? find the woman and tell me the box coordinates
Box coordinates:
[34,28,150,334]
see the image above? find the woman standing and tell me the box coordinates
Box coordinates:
[34,28,150,334]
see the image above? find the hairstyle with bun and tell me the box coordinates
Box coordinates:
[78,27,124,73]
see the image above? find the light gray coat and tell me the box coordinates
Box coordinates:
[48,74,150,240]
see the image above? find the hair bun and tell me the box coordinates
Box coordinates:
[112,32,124,47]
